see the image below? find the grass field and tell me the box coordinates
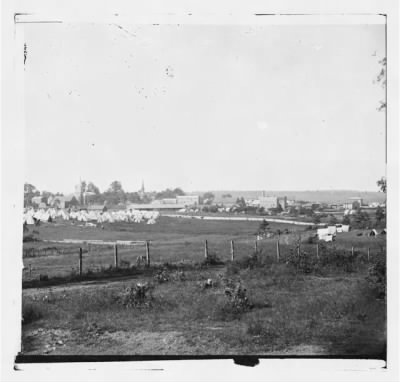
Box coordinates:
[20,216,386,356]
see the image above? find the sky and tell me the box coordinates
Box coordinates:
[23,21,386,194]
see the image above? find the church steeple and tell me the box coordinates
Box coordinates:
[139,180,145,199]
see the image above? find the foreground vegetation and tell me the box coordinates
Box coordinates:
[21,245,386,356]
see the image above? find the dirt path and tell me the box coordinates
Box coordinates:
[22,274,144,297]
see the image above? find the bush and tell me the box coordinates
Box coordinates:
[202,253,224,266]
[119,260,131,268]
[287,248,319,274]
[154,269,169,283]
[367,258,386,299]
[211,278,254,321]
[22,302,43,325]
[118,283,155,308]
[234,252,263,269]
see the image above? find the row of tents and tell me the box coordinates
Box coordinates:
[23,208,160,225]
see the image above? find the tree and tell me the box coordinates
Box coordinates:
[87,182,100,194]
[328,214,338,225]
[375,206,385,227]
[375,57,386,111]
[108,181,124,194]
[222,193,232,198]
[258,219,269,234]
[155,188,185,200]
[312,214,321,224]
[352,208,371,229]
[236,197,246,208]
[69,196,79,207]
[173,187,185,196]
[377,177,386,193]
[202,192,215,205]
[24,183,40,207]
[342,214,351,225]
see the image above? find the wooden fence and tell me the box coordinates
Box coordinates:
[22,237,382,281]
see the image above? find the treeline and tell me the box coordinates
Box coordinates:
[24,180,187,208]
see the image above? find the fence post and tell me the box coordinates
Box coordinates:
[276,240,280,262]
[79,247,83,276]
[297,243,301,257]
[316,243,319,259]
[367,247,370,262]
[204,240,209,260]
[230,240,235,261]
[114,244,119,268]
[351,246,354,257]
[29,264,32,277]
[255,240,258,253]
[145,241,150,267]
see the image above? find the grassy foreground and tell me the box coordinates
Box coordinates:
[21,253,386,356]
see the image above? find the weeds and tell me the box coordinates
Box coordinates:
[22,302,43,325]
[118,283,155,308]
[367,258,386,299]
[202,253,224,266]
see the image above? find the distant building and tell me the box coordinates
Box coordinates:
[259,196,279,210]
[126,203,185,211]
[161,198,177,205]
[278,196,288,209]
[138,180,146,199]
[343,197,363,210]
[176,195,199,206]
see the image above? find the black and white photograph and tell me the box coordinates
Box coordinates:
[2,3,399,381]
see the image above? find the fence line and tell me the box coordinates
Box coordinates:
[23,237,381,281]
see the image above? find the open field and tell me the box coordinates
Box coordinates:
[22,217,386,282]
[20,217,386,356]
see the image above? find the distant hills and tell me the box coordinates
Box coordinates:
[191,190,386,204]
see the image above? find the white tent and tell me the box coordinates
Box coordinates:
[341,225,350,232]
[327,226,337,235]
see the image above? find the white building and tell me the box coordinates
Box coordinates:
[176,195,199,206]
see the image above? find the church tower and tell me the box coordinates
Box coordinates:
[139,180,145,199]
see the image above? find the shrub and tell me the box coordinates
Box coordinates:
[225,262,241,276]
[202,253,224,266]
[287,248,319,274]
[234,252,262,269]
[22,302,43,325]
[23,234,38,243]
[118,283,154,308]
[154,269,169,283]
[367,258,386,299]
[119,260,131,268]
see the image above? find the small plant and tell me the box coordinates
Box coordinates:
[22,302,43,325]
[224,280,253,311]
[118,282,155,308]
[172,270,186,281]
[367,258,386,299]
[235,252,262,269]
[119,260,131,268]
[202,253,224,266]
[154,269,170,283]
